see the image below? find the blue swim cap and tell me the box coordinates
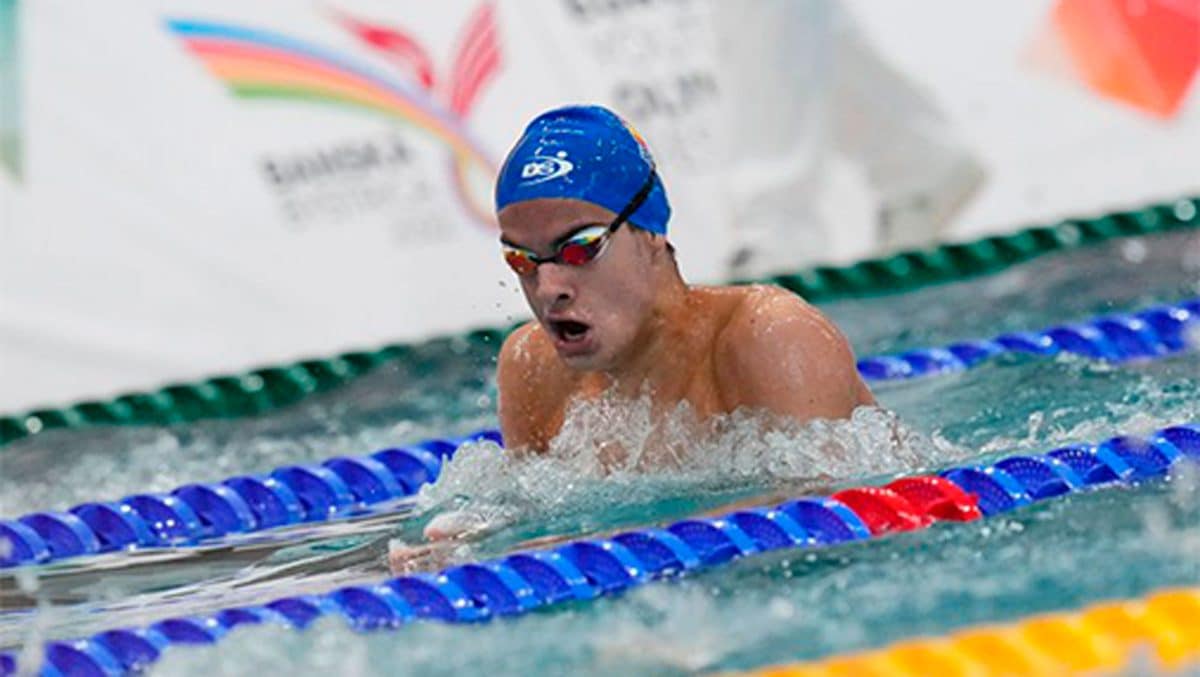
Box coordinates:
[494,105,670,235]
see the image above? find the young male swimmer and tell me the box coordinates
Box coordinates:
[493,105,875,456]
[398,105,875,553]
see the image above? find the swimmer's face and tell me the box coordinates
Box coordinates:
[498,198,658,371]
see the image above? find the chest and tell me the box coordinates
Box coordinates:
[543,349,728,430]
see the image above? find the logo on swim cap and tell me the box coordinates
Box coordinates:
[496,105,670,235]
[519,151,573,185]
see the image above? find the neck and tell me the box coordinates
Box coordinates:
[602,261,691,397]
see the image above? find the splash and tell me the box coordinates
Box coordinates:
[1139,458,1200,561]
[415,394,962,542]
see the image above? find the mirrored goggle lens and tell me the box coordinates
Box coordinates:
[558,227,608,266]
[559,243,593,266]
[503,248,538,275]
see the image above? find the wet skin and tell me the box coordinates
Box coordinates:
[495,197,876,458]
[391,197,876,556]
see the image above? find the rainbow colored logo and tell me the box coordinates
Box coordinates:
[166,4,502,226]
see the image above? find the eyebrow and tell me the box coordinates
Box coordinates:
[499,221,608,251]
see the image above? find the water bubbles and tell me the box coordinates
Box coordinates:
[449,337,471,355]
[588,587,734,671]
[1168,460,1200,509]
[15,637,46,677]
[1119,238,1148,264]
[1184,319,1200,351]
[1140,501,1173,543]
[416,395,949,540]
[767,597,795,620]
[1024,411,1044,443]
[14,567,39,594]
[1181,235,1200,274]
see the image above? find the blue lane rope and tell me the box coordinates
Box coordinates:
[1,299,1196,571]
[4,424,1197,675]
[855,297,1198,381]
[0,430,501,569]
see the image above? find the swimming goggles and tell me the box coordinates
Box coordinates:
[501,170,657,276]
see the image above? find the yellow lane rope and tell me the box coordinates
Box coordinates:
[741,586,1200,676]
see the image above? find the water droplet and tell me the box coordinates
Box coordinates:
[767,597,795,619]
[1184,322,1200,351]
[1120,238,1147,264]
[15,567,39,594]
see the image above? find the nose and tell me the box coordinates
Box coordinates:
[532,263,575,311]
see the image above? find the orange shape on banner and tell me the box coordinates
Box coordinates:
[1052,0,1199,117]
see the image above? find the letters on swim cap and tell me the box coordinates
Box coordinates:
[494,105,671,235]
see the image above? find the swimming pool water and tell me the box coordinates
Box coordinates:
[150,476,1200,676]
[1,228,1198,674]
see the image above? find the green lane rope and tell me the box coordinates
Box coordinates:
[2,196,1196,448]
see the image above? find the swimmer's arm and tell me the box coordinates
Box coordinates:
[717,289,875,421]
[496,322,551,457]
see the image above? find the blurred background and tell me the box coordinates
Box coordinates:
[1,0,1197,413]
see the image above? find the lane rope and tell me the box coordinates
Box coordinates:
[741,586,1200,677]
[3,197,1195,447]
[2,299,1196,570]
[856,297,1197,381]
[3,423,1197,675]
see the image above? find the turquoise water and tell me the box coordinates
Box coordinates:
[152,478,1200,676]
[1,229,1199,673]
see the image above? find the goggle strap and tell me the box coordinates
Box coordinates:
[610,169,657,231]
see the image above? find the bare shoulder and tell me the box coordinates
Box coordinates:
[498,321,547,374]
[714,285,874,419]
[496,322,571,454]
[718,284,833,347]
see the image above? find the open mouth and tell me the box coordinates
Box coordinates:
[549,319,592,344]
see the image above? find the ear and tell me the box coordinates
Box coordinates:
[636,229,667,252]
[649,233,676,261]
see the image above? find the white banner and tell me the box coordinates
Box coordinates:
[1,0,741,411]
[1,0,1197,412]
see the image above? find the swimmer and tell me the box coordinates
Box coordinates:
[494,105,875,456]
[392,105,875,558]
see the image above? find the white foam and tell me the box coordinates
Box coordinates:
[416,395,964,538]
